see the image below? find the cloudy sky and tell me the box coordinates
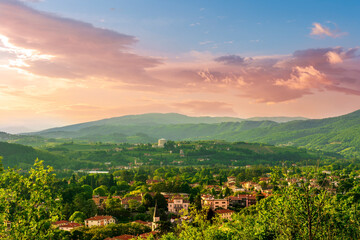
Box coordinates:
[1,0,360,132]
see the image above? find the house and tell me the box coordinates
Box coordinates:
[242,181,257,190]
[202,196,229,210]
[158,138,167,147]
[215,209,235,220]
[168,197,190,214]
[228,195,257,207]
[85,215,116,227]
[52,220,69,228]
[58,222,83,231]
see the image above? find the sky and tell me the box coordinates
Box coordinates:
[0,0,360,132]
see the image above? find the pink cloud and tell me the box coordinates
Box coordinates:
[0,0,359,110]
[310,22,347,38]
[0,0,161,83]
[153,47,360,103]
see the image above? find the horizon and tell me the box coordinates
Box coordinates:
[1,109,358,134]
[1,0,360,132]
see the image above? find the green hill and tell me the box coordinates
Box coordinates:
[0,142,68,169]
[23,110,360,158]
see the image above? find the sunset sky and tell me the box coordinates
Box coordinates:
[1,0,360,132]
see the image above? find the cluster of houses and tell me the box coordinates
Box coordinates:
[54,173,341,236]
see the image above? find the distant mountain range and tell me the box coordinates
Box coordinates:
[32,113,307,133]
[5,110,360,158]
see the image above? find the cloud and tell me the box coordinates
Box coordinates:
[214,55,246,65]
[1,0,360,113]
[172,100,236,116]
[310,22,347,38]
[178,47,360,103]
[0,0,161,84]
[275,66,330,90]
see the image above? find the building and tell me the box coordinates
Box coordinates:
[52,220,69,228]
[84,215,116,227]
[58,222,83,231]
[229,194,257,207]
[215,209,235,220]
[158,138,167,147]
[201,196,229,210]
[168,197,190,214]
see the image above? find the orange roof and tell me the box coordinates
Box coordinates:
[85,215,114,221]
[52,220,69,225]
[59,222,82,228]
[215,209,235,214]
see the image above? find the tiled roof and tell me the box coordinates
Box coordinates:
[85,215,114,221]
[215,209,235,214]
[52,220,69,225]
[59,222,82,228]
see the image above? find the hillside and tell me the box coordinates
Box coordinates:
[19,110,360,158]
[30,113,307,134]
[0,142,68,169]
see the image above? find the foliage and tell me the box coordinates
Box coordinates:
[0,160,62,239]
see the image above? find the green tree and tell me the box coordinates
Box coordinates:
[69,211,86,223]
[142,193,154,208]
[93,185,108,196]
[128,199,141,211]
[0,160,61,239]
[154,192,168,210]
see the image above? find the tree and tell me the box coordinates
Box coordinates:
[0,160,61,239]
[81,184,93,199]
[154,192,168,210]
[69,211,86,223]
[128,199,141,211]
[142,193,154,209]
[93,185,108,196]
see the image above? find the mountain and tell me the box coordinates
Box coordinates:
[30,113,308,135]
[247,116,308,122]
[22,110,360,158]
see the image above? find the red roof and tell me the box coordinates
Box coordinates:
[53,220,69,225]
[59,222,82,228]
[215,209,235,214]
[85,215,114,221]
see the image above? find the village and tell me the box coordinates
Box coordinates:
[50,169,344,240]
